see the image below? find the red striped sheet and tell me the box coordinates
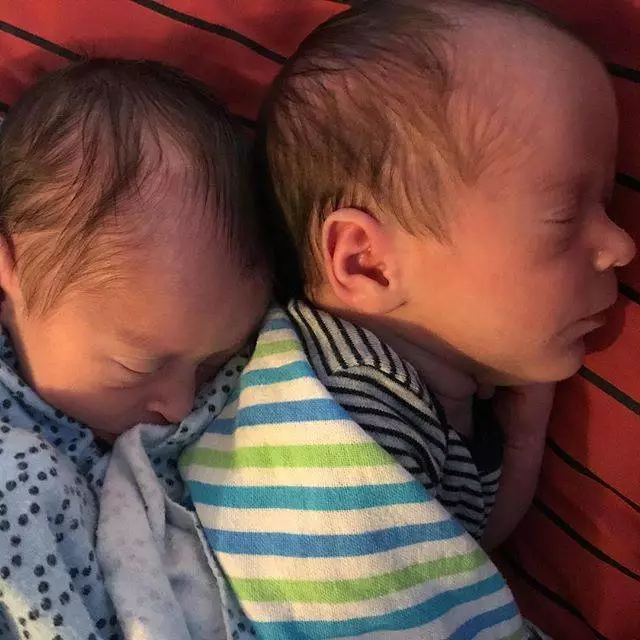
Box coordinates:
[0,30,67,107]
[537,439,639,571]
[154,0,344,57]
[615,77,640,181]
[497,552,603,640]
[532,0,640,71]
[503,503,640,639]
[1,1,341,120]
[550,374,640,505]
[0,1,638,638]
[584,298,640,403]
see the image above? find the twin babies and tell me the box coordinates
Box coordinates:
[0,0,633,584]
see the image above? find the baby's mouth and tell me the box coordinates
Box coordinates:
[574,313,608,335]
[559,312,608,344]
[572,294,618,334]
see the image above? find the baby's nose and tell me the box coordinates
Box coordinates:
[157,400,193,425]
[147,376,196,425]
[612,226,636,269]
[595,218,636,272]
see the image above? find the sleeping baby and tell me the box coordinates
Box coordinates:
[0,58,269,640]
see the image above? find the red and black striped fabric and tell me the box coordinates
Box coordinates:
[0,2,637,638]
[0,1,344,125]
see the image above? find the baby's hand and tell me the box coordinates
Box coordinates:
[491,383,556,447]
[481,383,555,550]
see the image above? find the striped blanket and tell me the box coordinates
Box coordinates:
[181,306,531,639]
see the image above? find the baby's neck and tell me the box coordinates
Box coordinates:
[310,296,485,437]
[365,322,483,437]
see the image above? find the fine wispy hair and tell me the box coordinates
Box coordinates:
[0,58,264,314]
[259,0,573,295]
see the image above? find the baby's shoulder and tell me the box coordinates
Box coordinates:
[287,299,433,404]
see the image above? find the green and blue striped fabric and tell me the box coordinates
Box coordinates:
[181,306,528,639]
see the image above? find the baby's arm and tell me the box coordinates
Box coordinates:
[481,383,556,551]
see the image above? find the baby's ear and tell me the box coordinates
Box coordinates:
[320,208,405,314]
[0,235,19,301]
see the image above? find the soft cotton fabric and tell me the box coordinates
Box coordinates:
[0,328,253,640]
[181,306,537,640]
[288,299,503,539]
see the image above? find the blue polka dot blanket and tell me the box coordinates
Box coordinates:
[0,328,255,640]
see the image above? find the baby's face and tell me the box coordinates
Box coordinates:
[396,45,636,385]
[5,201,269,441]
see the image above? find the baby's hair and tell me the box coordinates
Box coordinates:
[259,0,573,296]
[0,58,264,314]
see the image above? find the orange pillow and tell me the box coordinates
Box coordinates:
[1,2,638,638]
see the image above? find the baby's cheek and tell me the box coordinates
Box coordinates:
[94,386,149,419]
[54,386,142,434]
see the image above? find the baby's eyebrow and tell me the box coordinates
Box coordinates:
[114,328,245,364]
[115,328,166,353]
[111,326,185,363]
[536,172,589,195]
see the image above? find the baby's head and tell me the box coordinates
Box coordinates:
[0,59,270,441]
[263,0,636,385]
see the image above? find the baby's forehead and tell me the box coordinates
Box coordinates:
[443,20,611,172]
[87,238,267,363]
[110,144,219,230]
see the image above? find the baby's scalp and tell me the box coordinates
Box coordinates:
[0,58,265,315]
[260,0,596,293]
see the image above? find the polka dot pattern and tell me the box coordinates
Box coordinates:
[221,584,258,640]
[0,427,121,638]
[0,324,253,640]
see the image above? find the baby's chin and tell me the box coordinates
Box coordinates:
[533,342,586,384]
[479,340,587,387]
